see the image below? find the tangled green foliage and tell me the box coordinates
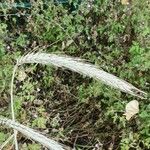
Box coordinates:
[0,0,149,149]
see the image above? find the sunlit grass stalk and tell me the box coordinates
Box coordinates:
[0,134,14,149]
[10,64,19,150]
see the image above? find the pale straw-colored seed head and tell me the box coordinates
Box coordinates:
[0,117,66,150]
[17,52,147,99]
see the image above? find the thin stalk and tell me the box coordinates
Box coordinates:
[10,64,19,150]
[0,134,14,149]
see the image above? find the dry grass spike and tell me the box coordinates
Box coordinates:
[17,52,147,99]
